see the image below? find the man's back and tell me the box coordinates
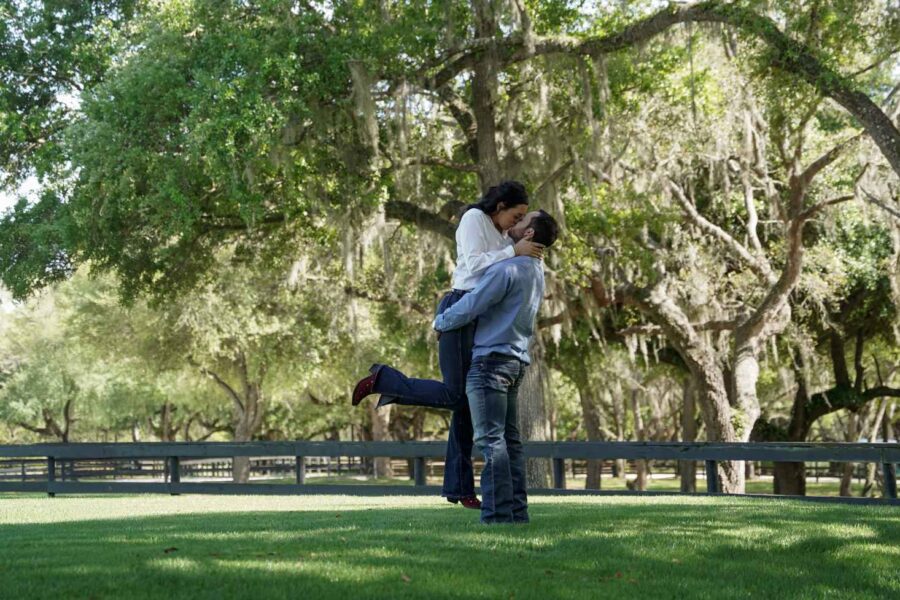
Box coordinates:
[433,256,545,364]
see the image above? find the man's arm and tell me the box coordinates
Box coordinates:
[433,266,510,332]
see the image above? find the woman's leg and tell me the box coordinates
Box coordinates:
[438,292,477,500]
[370,364,464,409]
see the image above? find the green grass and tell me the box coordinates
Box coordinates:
[285,474,868,497]
[1,495,898,599]
[242,472,868,497]
[560,476,866,497]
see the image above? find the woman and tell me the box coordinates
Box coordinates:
[352,180,544,508]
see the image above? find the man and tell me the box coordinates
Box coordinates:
[431,209,558,523]
[354,210,560,524]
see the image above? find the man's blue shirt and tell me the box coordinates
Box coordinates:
[433,256,545,364]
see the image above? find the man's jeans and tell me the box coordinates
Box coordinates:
[467,353,528,524]
[371,289,476,499]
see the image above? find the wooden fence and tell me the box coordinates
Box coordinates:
[0,441,897,505]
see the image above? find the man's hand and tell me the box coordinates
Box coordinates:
[514,231,544,259]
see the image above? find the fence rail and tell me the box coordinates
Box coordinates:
[0,441,896,504]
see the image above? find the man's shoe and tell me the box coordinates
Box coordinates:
[447,495,482,510]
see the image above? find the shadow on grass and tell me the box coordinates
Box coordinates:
[1,499,898,599]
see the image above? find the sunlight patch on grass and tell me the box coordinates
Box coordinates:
[150,557,201,572]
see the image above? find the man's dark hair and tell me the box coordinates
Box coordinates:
[529,209,560,247]
[465,180,529,215]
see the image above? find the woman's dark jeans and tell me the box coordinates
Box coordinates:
[371,289,476,499]
[437,290,477,499]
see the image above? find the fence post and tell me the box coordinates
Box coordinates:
[413,457,426,486]
[295,456,306,485]
[47,456,56,498]
[883,463,897,499]
[553,458,566,490]
[169,456,180,495]
[705,460,719,494]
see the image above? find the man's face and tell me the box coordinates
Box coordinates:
[508,211,540,242]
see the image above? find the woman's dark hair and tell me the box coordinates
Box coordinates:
[529,210,560,247]
[465,180,529,215]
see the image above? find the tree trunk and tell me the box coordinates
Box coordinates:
[194,358,266,484]
[231,379,264,484]
[369,402,394,478]
[631,284,745,492]
[773,462,805,495]
[519,342,551,488]
[612,387,626,479]
[884,401,896,442]
[631,388,648,491]
[232,415,253,483]
[577,382,604,490]
[861,399,888,496]
[680,378,697,493]
[689,358,743,493]
[745,460,757,481]
[470,0,501,188]
[232,456,251,483]
[724,341,766,493]
[61,397,75,443]
[839,411,858,496]
[862,462,878,497]
[771,383,808,495]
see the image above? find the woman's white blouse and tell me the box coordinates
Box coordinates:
[450,208,515,291]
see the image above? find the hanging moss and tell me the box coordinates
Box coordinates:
[348,60,381,164]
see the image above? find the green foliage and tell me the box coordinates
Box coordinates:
[0,191,75,300]
[0,0,139,187]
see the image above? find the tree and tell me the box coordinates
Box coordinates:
[0,290,93,442]
[753,215,900,494]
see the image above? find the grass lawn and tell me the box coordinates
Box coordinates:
[1,494,898,599]
[273,473,869,497]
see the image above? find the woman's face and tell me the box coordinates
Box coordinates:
[492,203,528,231]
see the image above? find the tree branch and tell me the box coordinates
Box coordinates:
[860,188,900,221]
[617,317,737,338]
[384,200,456,240]
[796,194,855,221]
[15,421,53,437]
[829,331,851,388]
[344,285,430,316]
[667,179,775,284]
[190,357,245,413]
[400,157,481,173]
[794,133,862,191]
[535,158,575,197]
[420,1,900,178]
